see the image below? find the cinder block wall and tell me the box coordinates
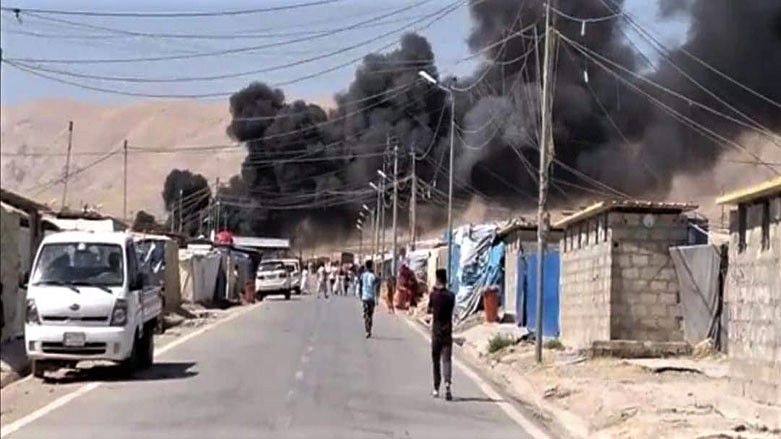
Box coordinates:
[725,195,781,405]
[560,219,613,349]
[609,212,687,342]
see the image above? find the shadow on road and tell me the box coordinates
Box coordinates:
[45,361,198,384]
[450,396,504,403]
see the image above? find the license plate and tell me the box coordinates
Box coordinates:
[63,332,86,347]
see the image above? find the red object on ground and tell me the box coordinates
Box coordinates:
[215,230,234,245]
[482,287,499,323]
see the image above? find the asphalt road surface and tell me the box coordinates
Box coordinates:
[3,296,545,439]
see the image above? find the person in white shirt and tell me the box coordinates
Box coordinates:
[316,264,329,299]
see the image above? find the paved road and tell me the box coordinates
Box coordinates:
[4,296,543,439]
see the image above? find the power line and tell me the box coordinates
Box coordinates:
[4,0,448,64]
[1,1,343,18]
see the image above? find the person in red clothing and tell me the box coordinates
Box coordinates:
[427,268,455,400]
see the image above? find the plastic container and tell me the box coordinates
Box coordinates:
[482,287,499,323]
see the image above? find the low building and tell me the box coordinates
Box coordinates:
[716,176,781,405]
[553,200,700,349]
[497,219,563,335]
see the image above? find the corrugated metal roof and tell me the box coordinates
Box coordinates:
[553,200,699,228]
[233,236,290,249]
[715,176,781,205]
[0,188,51,213]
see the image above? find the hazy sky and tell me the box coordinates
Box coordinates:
[0,0,688,105]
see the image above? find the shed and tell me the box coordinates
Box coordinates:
[553,200,701,349]
[497,220,563,336]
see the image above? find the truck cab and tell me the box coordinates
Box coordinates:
[24,231,163,378]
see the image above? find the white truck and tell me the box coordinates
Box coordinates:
[24,231,163,378]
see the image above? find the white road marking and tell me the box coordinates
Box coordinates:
[403,318,553,439]
[0,303,262,438]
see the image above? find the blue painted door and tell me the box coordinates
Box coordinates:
[523,250,560,337]
[516,252,527,326]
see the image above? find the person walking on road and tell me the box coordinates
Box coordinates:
[360,260,379,338]
[427,268,455,400]
[316,264,329,299]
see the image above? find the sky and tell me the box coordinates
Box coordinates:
[0,0,688,106]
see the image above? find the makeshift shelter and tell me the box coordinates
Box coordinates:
[447,224,505,323]
[498,220,564,337]
[178,249,222,305]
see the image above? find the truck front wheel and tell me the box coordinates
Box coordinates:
[120,330,140,375]
[32,360,48,379]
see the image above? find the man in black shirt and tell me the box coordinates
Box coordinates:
[427,268,455,400]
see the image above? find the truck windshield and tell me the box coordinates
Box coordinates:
[258,261,284,272]
[32,243,125,287]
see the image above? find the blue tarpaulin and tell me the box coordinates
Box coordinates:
[516,250,560,337]
[445,224,505,322]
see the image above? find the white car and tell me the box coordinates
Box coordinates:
[280,259,302,295]
[255,260,293,300]
[24,231,163,378]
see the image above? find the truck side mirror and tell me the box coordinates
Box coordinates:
[20,272,30,289]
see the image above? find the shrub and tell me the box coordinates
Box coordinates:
[487,333,515,354]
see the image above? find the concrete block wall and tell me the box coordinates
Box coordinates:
[725,195,781,405]
[560,227,613,349]
[608,212,688,342]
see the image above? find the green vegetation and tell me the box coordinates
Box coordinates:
[544,339,564,350]
[487,333,515,354]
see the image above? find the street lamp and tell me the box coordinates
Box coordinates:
[377,169,388,180]
[362,204,371,211]
[418,70,456,280]
[369,182,379,191]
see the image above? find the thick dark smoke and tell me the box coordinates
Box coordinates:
[162,169,211,236]
[178,0,781,241]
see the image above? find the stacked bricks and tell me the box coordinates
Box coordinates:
[725,195,781,405]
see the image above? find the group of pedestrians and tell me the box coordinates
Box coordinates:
[311,262,354,298]
[357,259,455,401]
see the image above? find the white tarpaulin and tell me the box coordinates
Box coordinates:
[670,245,727,350]
[179,250,222,304]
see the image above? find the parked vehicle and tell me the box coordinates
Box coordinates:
[255,259,293,300]
[24,231,163,378]
[280,259,302,295]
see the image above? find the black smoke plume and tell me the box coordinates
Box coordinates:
[162,169,211,236]
[191,0,780,241]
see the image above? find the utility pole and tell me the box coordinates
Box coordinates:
[535,0,555,364]
[61,121,74,210]
[214,177,221,236]
[380,160,387,276]
[374,183,381,266]
[391,141,399,277]
[177,189,184,234]
[410,143,417,250]
[122,139,128,222]
[446,88,455,280]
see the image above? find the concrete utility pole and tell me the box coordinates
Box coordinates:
[391,141,399,277]
[177,189,184,234]
[61,121,74,210]
[447,86,455,279]
[122,139,128,222]
[409,143,417,250]
[214,177,221,236]
[535,0,556,364]
[379,167,386,275]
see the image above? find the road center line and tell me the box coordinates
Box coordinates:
[0,303,262,439]
[402,318,554,439]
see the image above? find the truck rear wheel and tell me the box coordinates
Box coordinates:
[285,291,291,300]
